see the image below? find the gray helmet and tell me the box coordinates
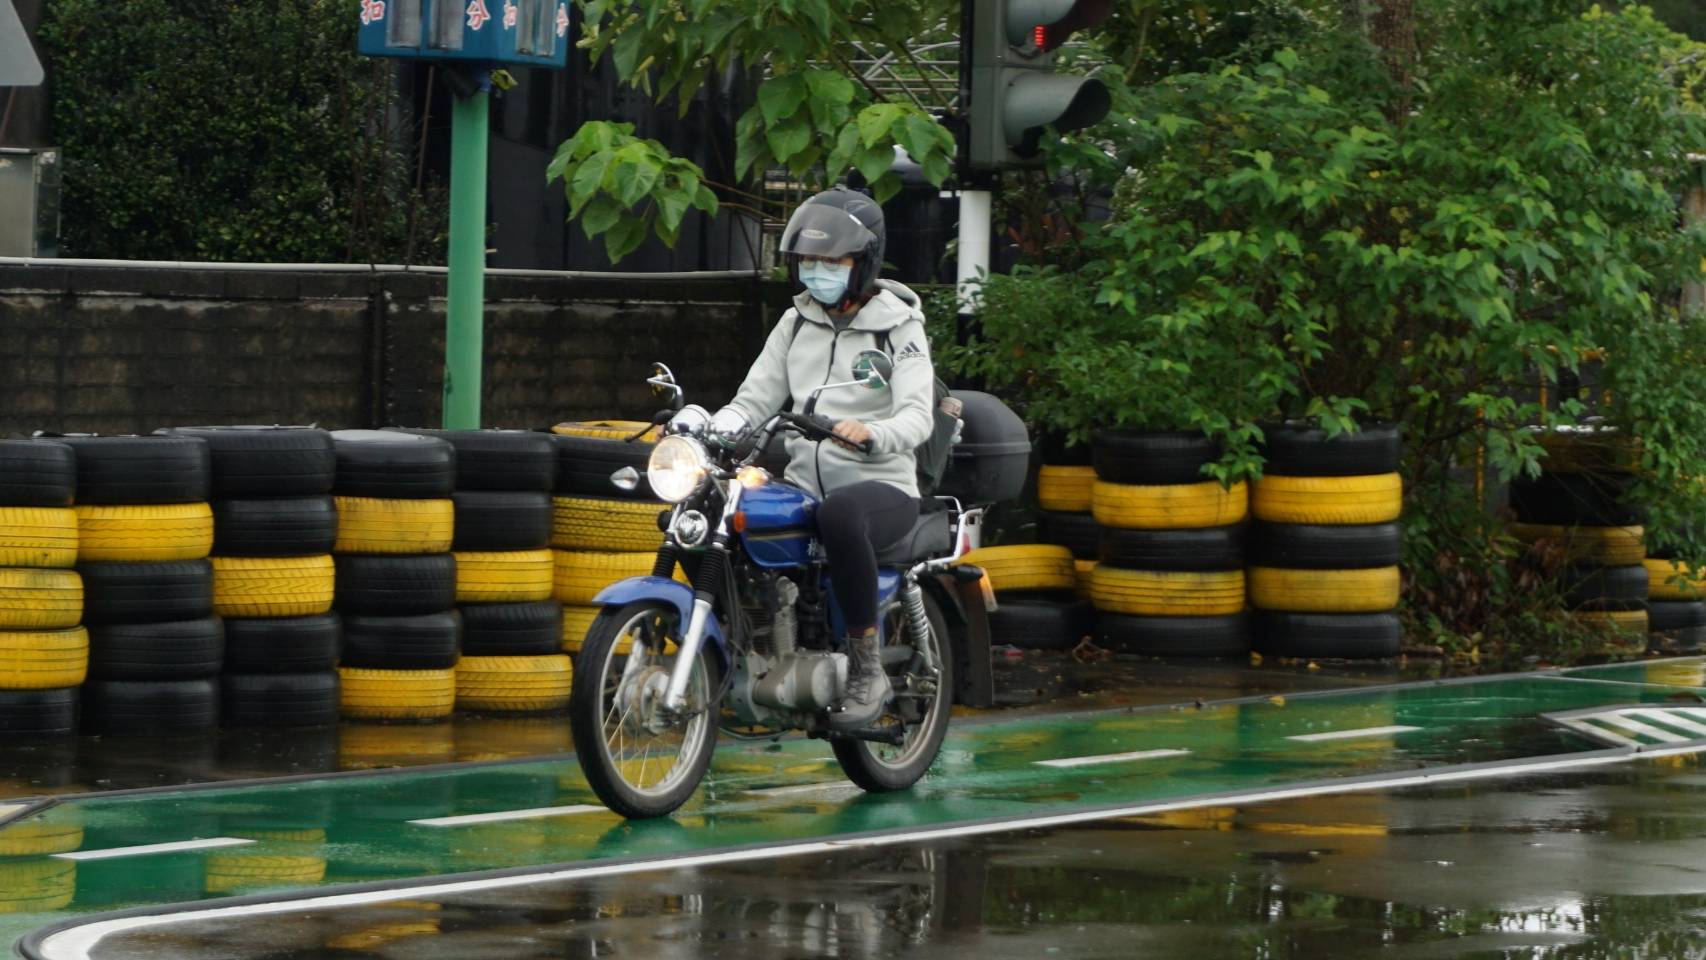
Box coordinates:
[779,187,886,303]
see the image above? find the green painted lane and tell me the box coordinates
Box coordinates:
[5,663,1706,952]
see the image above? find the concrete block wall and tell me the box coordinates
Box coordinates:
[0,265,791,436]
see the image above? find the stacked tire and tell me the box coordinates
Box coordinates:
[548,422,669,654]
[958,544,1089,651]
[1248,424,1403,660]
[0,439,84,736]
[1511,429,1647,656]
[1034,435,1100,608]
[65,436,221,734]
[395,430,572,715]
[330,432,459,722]
[1088,431,1249,658]
[1645,550,1705,654]
[162,427,341,728]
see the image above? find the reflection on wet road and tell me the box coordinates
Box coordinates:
[8,659,1706,958]
[82,763,1706,959]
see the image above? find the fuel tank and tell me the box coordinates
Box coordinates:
[738,481,818,568]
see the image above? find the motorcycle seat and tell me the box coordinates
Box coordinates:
[875,510,955,566]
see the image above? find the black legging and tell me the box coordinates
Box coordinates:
[816,480,920,634]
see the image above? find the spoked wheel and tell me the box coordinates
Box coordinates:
[569,600,721,818]
[832,588,955,792]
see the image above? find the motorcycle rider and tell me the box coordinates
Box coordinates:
[670,186,936,731]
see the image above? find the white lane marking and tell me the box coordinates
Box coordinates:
[0,804,23,821]
[53,838,254,862]
[744,782,863,798]
[1035,749,1190,769]
[1556,716,1641,747]
[1288,725,1420,742]
[1625,708,1706,738]
[409,805,607,827]
[1594,713,1690,743]
[42,742,1706,960]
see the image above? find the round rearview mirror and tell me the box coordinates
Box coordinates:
[852,350,893,390]
[648,362,677,398]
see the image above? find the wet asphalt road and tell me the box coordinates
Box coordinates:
[81,761,1706,959]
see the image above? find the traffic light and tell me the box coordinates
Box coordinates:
[966,0,1112,172]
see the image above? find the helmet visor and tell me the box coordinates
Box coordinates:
[779,203,876,260]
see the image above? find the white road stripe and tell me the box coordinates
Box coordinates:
[0,804,23,822]
[1288,725,1420,742]
[53,838,254,862]
[745,782,863,798]
[409,805,608,827]
[1556,716,1640,746]
[45,743,1706,960]
[1625,708,1706,738]
[1594,713,1690,743]
[1035,749,1190,769]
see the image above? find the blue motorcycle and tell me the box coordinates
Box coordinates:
[567,357,985,818]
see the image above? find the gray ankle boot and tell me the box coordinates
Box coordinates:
[830,633,891,731]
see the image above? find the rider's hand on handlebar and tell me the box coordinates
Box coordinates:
[666,404,711,436]
[832,419,873,453]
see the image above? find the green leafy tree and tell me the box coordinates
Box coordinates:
[550,0,959,262]
[39,0,442,262]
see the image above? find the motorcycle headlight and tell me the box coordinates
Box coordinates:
[647,435,710,503]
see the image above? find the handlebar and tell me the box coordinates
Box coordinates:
[775,411,874,455]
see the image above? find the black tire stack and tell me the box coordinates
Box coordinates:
[1088,431,1251,658]
[1248,425,1404,660]
[547,422,668,654]
[1645,548,1705,654]
[0,440,85,736]
[1510,430,1648,655]
[161,427,341,728]
[63,436,221,735]
[394,429,572,715]
[329,431,459,723]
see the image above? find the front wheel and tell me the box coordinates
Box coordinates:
[832,586,955,792]
[569,600,720,818]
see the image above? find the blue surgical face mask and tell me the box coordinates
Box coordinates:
[799,260,852,305]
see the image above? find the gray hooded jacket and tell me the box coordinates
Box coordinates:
[718,279,935,500]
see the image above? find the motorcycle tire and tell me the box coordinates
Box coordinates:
[832,588,955,793]
[568,599,721,819]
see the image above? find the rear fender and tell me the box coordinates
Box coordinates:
[590,576,730,671]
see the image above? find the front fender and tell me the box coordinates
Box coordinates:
[590,576,729,670]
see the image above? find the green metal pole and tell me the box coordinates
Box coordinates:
[444,84,489,430]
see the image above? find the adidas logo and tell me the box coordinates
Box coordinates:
[896,340,925,361]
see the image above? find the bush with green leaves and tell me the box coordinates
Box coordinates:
[39,0,439,262]
[949,1,1706,659]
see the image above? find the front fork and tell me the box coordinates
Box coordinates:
[663,479,743,713]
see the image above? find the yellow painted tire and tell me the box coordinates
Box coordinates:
[552,550,684,604]
[958,545,1077,593]
[0,818,83,857]
[454,549,555,603]
[1571,608,1649,655]
[1092,480,1248,530]
[561,603,602,653]
[338,667,456,720]
[550,420,662,442]
[0,508,77,568]
[204,854,327,893]
[334,498,454,555]
[1646,558,1706,601]
[1089,567,1245,616]
[211,555,334,618]
[551,496,666,552]
[75,503,213,562]
[1251,474,1402,525]
[1247,566,1401,613]
[0,569,82,630]
[455,655,574,712]
[0,628,88,689]
[0,859,76,914]
[1037,466,1096,513]
[1510,523,1645,566]
[1074,559,1096,601]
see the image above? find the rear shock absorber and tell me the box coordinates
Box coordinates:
[900,576,938,675]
